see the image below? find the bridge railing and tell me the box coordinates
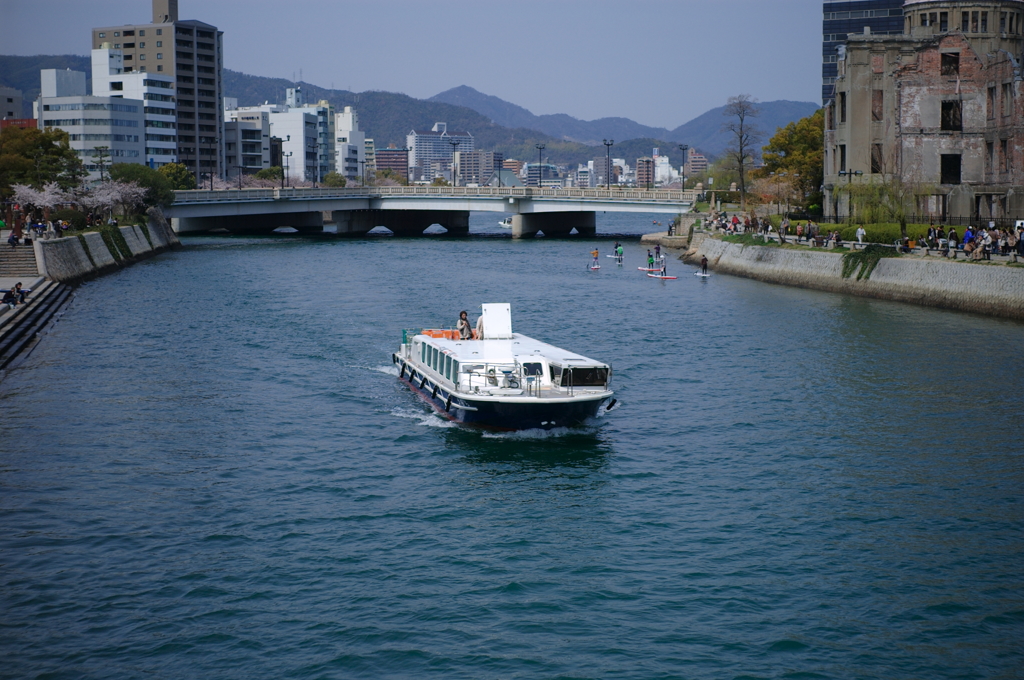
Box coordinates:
[173,186,698,205]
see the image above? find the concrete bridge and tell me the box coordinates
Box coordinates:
[164,186,696,238]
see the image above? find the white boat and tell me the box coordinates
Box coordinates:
[393,304,615,430]
[498,217,512,229]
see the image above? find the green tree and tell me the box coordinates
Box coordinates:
[761,108,824,205]
[109,163,175,207]
[255,166,283,180]
[158,162,197,190]
[322,171,347,187]
[0,126,85,197]
[430,177,450,187]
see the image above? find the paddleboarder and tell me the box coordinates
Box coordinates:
[647,251,655,270]
[616,244,624,264]
[701,255,708,275]
[591,248,600,268]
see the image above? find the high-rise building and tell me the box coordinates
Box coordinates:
[453,151,503,186]
[375,147,409,182]
[35,69,144,180]
[92,0,224,181]
[635,156,655,187]
[822,0,905,103]
[335,106,365,181]
[91,48,177,167]
[684,149,709,176]
[406,123,474,182]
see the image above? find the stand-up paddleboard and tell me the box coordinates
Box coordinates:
[694,271,711,278]
[647,273,677,279]
[606,255,620,258]
[638,266,661,271]
[589,265,601,270]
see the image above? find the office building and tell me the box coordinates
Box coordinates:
[226,96,319,184]
[92,0,224,180]
[375,146,409,181]
[822,0,905,102]
[335,106,365,181]
[35,69,144,180]
[91,48,177,167]
[407,122,474,182]
[223,106,270,180]
[824,0,1024,221]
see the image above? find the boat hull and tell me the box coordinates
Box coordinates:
[396,358,610,430]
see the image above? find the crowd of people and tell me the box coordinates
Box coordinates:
[703,211,1024,260]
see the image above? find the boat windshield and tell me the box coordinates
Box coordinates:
[522,362,543,376]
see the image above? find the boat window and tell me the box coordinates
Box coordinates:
[549,364,562,383]
[560,366,608,387]
[421,343,427,362]
[444,355,451,380]
[522,362,543,376]
[453,360,459,381]
[433,347,439,372]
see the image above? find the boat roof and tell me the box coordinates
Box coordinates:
[417,333,607,367]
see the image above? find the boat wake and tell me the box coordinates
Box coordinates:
[390,407,456,428]
[373,365,400,376]
[480,423,599,440]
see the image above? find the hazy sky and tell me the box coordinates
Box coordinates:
[1,0,824,128]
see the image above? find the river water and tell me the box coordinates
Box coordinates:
[2,213,1022,679]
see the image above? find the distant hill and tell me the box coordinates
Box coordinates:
[2,54,818,167]
[430,85,819,157]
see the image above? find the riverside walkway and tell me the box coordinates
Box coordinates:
[165,186,697,237]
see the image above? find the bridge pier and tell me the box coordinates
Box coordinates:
[173,211,323,234]
[330,209,469,236]
[511,212,596,238]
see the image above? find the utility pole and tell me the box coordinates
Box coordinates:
[448,138,461,187]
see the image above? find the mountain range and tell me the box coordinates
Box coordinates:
[2,54,818,166]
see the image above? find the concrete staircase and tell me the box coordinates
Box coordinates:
[0,278,73,373]
[0,244,41,278]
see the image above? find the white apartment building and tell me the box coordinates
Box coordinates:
[91,48,176,168]
[335,106,365,181]
[223,103,270,179]
[226,99,318,184]
[35,68,144,181]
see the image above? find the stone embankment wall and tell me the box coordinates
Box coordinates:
[33,208,181,283]
[685,233,1024,320]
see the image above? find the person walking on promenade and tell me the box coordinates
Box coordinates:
[796,223,804,243]
[856,225,866,244]
[947,227,959,256]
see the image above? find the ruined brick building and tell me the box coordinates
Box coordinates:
[824,0,1024,223]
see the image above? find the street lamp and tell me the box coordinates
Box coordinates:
[205,136,219,190]
[235,165,245,191]
[534,143,545,188]
[448,138,461,187]
[280,135,290,190]
[837,169,863,222]
[603,139,614,189]
[677,144,688,188]
[283,151,293,188]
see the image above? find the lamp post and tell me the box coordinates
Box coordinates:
[359,159,366,186]
[448,138,461,187]
[280,135,290,190]
[205,136,219,190]
[603,139,614,190]
[283,151,293,188]
[837,169,863,223]
[677,144,688,189]
[534,143,545,188]
[235,165,245,191]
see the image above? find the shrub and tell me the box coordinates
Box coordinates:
[836,223,931,244]
[52,208,87,230]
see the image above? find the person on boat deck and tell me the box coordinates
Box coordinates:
[475,314,484,339]
[457,310,472,340]
[591,248,599,266]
